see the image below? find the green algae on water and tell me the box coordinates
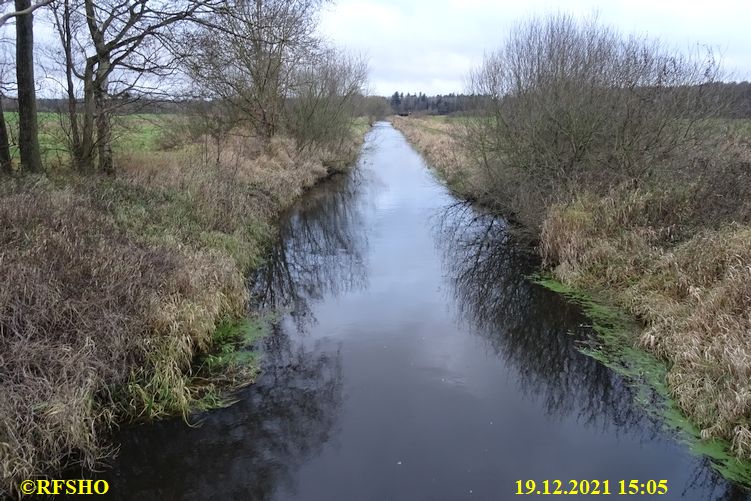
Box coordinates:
[532,275,751,487]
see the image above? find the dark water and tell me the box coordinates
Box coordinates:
[94,123,749,500]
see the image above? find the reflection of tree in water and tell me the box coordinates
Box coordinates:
[436,203,750,500]
[93,170,367,497]
[436,203,641,428]
[88,168,368,499]
[96,326,343,500]
[680,459,751,500]
[250,170,368,332]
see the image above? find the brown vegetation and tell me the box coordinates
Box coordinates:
[540,190,751,459]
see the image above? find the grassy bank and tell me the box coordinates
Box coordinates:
[0,116,368,496]
[393,115,751,478]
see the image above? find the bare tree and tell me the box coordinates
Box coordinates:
[285,48,367,152]
[48,0,86,169]
[466,14,723,231]
[0,0,50,26]
[49,0,216,174]
[355,94,391,125]
[0,99,10,173]
[186,0,325,140]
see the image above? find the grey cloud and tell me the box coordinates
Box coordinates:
[319,0,751,95]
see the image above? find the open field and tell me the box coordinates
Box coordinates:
[393,114,751,466]
[0,115,368,495]
[2,112,172,167]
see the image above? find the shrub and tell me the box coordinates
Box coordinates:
[465,13,730,232]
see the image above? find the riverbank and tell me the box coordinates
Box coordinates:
[0,120,369,496]
[393,115,751,476]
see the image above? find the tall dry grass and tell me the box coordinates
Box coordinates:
[0,181,246,486]
[0,125,365,496]
[541,190,751,459]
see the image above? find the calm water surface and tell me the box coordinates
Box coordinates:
[96,123,750,500]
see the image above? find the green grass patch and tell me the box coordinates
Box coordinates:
[112,114,172,152]
[2,112,174,167]
[351,116,371,137]
[201,317,270,373]
[192,316,274,410]
[87,176,274,272]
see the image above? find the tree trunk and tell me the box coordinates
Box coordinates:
[0,97,12,174]
[95,91,113,174]
[94,59,113,175]
[79,59,96,172]
[14,0,42,173]
[61,0,83,169]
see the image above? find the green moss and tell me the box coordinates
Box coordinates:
[110,317,275,420]
[534,275,751,486]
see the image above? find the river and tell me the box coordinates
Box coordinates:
[94,122,750,500]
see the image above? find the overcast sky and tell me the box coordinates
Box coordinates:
[317,0,751,96]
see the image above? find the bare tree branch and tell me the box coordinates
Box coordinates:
[0,0,52,27]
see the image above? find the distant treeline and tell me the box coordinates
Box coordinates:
[390,92,475,115]
[3,80,749,118]
[389,81,751,117]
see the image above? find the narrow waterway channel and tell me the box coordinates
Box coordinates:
[97,123,749,500]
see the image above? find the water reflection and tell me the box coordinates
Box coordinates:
[95,327,343,500]
[681,463,751,501]
[91,149,370,500]
[436,202,748,500]
[436,203,638,426]
[250,171,368,332]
